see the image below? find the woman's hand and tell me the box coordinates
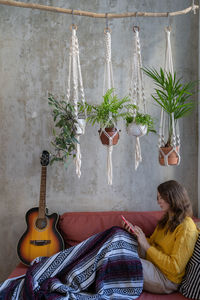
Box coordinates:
[133,226,150,251]
[121,219,135,234]
[121,220,150,252]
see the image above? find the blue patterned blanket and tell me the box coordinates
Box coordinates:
[0,226,143,300]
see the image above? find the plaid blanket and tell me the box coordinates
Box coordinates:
[0,226,143,300]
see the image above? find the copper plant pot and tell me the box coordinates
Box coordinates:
[98,127,120,145]
[159,146,179,166]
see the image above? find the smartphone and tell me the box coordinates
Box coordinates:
[121,215,135,234]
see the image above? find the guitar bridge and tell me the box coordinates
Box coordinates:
[30,240,51,246]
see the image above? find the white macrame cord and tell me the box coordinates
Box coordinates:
[66,25,86,177]
[128,26,147,170]
[158,27,180,166]
[100,29,119,185]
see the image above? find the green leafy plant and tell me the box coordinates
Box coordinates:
[125,104,156,134]
[142,67,197,146]
[48,94,79,165]
[79,88,130,128]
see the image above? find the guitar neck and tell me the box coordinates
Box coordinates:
[38,166,47,219]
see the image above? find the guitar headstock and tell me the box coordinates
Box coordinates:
[40,150,50,166]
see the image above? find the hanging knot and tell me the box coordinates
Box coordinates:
[165,25,171,33]
[192,0,197,14]
[133,26,140,33]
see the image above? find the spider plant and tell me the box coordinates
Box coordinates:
[142,67,197,146]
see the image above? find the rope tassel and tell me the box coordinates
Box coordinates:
[135,137,142,170]
[107,146,113,185]
[75,136,81,178]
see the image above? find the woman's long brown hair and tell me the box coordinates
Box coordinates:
[157,180,193,232]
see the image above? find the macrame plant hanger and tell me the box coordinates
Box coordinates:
[66,15,87,178]
[99,19,119,185]
[158,26,180,166]
[128,25,147,170]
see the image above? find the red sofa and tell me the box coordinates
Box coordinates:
[9,210,198,300]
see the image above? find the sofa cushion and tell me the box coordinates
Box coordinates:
[179,234,200,300]
[59,211,164,247]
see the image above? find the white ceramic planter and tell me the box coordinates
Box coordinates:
[76,119,86,136]
[127,122,147,137]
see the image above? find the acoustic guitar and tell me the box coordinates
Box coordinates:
[17,150,64,266]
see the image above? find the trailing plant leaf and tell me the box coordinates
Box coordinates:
[48,94,78,165]
[124,104,156,134]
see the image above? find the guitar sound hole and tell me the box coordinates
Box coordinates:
[36,218,47,230]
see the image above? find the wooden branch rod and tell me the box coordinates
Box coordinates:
[0,0,199,18]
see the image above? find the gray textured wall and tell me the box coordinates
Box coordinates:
[0,0,198,281]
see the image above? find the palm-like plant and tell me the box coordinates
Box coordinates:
[142,67,196,146]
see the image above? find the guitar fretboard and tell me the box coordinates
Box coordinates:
[38,166,47,219]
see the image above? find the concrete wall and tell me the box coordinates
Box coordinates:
[0,0,198,281]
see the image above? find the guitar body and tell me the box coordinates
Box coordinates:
[17,207,64,266]
[17,151,64,265]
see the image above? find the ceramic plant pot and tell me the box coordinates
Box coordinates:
[159,146,179,166]
[76,119,86,136]
[127,122,147,137]
[98,127,120,145]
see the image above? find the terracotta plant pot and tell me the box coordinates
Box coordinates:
[98,127,120,145]
[159,146,180,166]
[127,122,147,137]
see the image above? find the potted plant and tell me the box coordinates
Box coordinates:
[79,88,130,145]
[125,104,156,137]
[48,94,79,165]
[142,67,197,165]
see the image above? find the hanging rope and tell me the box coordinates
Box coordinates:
[103,29,114,94]
[129,26,146,113]
[104,28,114,185]
[164,26,174,75]
[100,27,120,185]
[66,24,86,178]
[128,26,147,170]
[0,1,198,18]
[158,26,180,166]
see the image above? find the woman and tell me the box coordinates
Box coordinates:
[123,180,199,294]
